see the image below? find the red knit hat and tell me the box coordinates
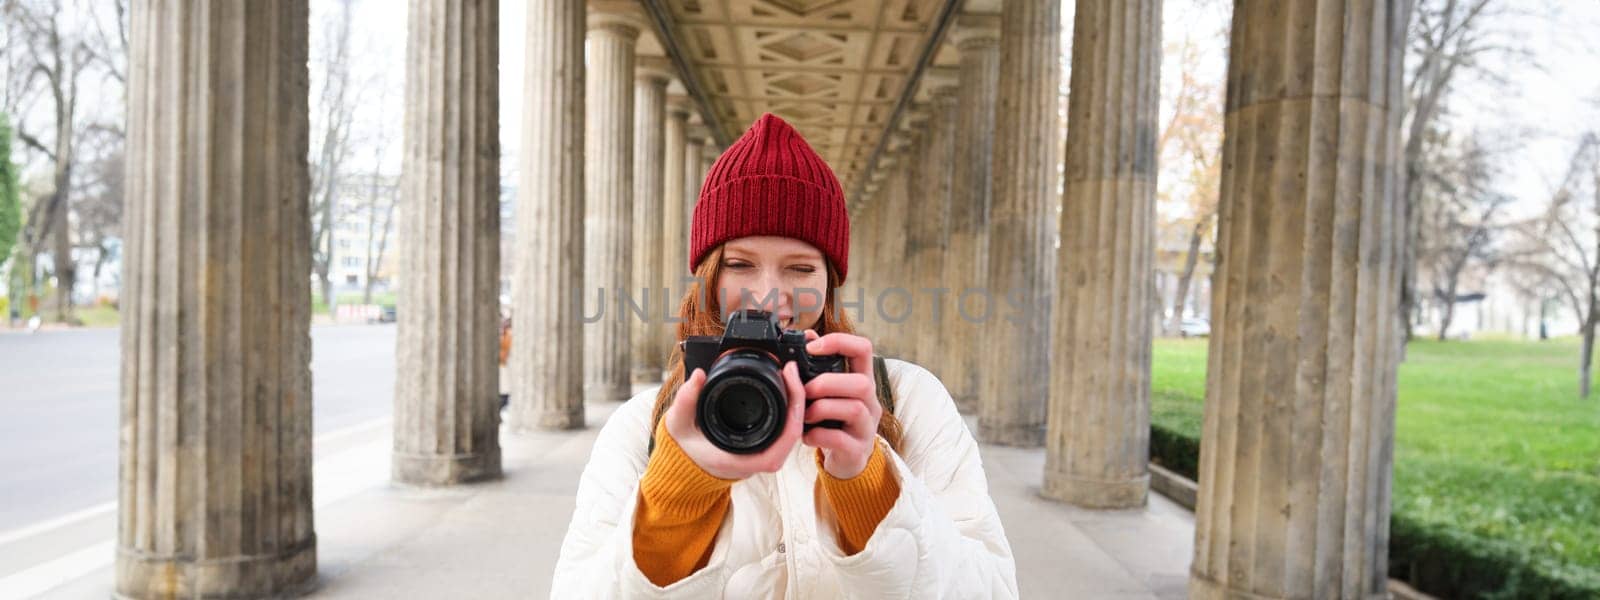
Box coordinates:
[690,113,851,281]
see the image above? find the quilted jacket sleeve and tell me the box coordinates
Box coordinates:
[549,390,739,599]
[813,360,1019,599]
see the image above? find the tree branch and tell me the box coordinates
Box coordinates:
[14,127,57,161]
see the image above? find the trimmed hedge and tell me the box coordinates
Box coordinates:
[1146,428,1600,599]
[1149,422,1199,481]
[1389,513,1600,599]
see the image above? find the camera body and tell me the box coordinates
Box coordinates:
[682,309,847,454]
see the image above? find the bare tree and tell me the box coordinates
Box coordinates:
[1156,10,1224,336]
[4,0,92,322]
[1399,0,1536,343]
[1518,133,1600,398]
[1416,132,1511,340]
[309,0,359,310]
[360,141,397,305]
[2,0,124,322]
[73,137,121,301]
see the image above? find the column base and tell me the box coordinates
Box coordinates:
[632,365,664,384]
[115,534,317,599]
[527,407,585,432]
[1041,469,1149,509]
[585,382,635,405]
[1188,569,1390,600]
[392,448,503,486]
[978,420,1045,447]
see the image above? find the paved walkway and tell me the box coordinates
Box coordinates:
[37,398,1194,599]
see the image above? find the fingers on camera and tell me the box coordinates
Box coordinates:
[803,372,872,400]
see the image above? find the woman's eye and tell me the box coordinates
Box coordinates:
[723,261,753,270]
[789,265,818,274]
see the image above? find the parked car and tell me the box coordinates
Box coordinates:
[1179,317,1210,338]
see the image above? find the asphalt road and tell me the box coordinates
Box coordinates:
[0,324,396,534]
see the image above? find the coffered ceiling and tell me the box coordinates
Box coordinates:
[646,0,964,193]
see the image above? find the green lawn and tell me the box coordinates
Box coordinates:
[311,291,397,315]
[1152,337,1600,595]
[74,304,120,328]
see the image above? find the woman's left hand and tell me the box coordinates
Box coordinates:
[801,332,881,479]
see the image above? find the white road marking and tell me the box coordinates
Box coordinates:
[0,417,394,599]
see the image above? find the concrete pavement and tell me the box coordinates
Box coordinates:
[30,394,1194,599]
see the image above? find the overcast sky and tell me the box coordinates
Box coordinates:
[329,0,1599,218]
[8,0,1595,222]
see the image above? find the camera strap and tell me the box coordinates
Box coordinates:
[871,354,896,417]
[645,355,899,459]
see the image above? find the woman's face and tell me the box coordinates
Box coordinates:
[717,236,829,331]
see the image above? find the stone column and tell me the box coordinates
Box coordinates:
[511,0,586,431]
[857,168,891,311]
[659,98,690,351]
[393,0,503,486]
[852,187,880,322]
[1042,0,1161,509]
[631,58,671,383]
[700,142,722,203]
[677,127,708,284]
[946,16,1000,413]
[1190,1,1407,598]
[583,6,642,405]
[890,124,924,363]
[846,196,871,320]
[979,0,1061,447]
[117,2,315,597]
[908,92,956,375]
[684,128,708,228]
[874,149,912,356]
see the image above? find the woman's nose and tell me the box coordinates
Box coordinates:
[754,271,790,312]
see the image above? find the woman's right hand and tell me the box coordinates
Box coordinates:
[662,364,808,480]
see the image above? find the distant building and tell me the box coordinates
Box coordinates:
[329,173,401,298]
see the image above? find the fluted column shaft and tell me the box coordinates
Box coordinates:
[583,14,639,405]
[511,0,586,430]
[684,133,707,232]
[1043,0,1161,509]
[631,67,669,383]
[659,104,689,351]
[1191,1,1407,598]
[946,21,1000,413]
[910,93,956,376]
[394,0,503,486]
[979,0,1061,447]
[874,154,912,357]
[117,2,315,596]
[856,189,883,317]
[847,197,872,321]
[895,130,928,364]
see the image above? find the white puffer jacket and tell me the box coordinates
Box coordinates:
[550,359,1018,599]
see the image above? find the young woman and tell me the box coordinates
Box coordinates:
[552,114,1017,598]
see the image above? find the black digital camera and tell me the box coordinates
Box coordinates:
[682,309,847,454]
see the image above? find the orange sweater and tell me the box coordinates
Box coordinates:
[632,421,901,587]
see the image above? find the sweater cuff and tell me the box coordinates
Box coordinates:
[633,421,738,587]
[815,440,900,555]
[639,420,738,516]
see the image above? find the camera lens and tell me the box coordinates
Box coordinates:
[698,350,787,454]
[715,384,768,433]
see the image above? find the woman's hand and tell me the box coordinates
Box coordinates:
[801,332,882,480]
[662,363,808,480]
